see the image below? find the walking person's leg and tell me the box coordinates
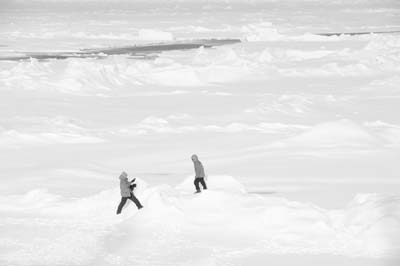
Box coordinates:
[200,178,207,190]
[116,197,128,214]
[129,194,143,209]
[194,178,201,192]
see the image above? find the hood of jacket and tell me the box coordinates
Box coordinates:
[119,171,128,180]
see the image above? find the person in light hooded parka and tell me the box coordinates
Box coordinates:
[192,154,207,193]
[116,171,143,214]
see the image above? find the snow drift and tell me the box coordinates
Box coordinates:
[1,176,399,265]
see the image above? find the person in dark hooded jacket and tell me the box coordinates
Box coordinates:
[192,154,207,193]
[116,171,143,214]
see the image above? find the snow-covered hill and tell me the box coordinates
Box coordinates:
[1,176,399,265]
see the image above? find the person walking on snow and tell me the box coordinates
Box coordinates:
[192,154,207,193]
[116,171,143,214]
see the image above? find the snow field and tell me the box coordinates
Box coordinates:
[1,176,399,265]
[1,1,400,265]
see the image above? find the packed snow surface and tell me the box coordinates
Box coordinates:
[1,176,399,266]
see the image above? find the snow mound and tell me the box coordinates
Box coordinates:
[278,119,380,148]
[0,116,104,147]
[145,65,204,86]
[110,178,400,262]
[0,189,62,211]
[344,194,400,257]
[242,22,285,42]
[176,175,247,193]
[1,176,399,265]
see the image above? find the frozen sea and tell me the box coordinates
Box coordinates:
[0,0,400,265]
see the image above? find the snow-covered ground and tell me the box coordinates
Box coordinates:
[1,176,399,265]
[1,0,400,265]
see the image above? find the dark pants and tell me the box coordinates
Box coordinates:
[116,193,143,214]
[194,177,207,192]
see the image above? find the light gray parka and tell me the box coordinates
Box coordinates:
[119,174,132,197]
[192,155,205,178]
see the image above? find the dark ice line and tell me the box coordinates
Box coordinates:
[316,30,400,36]
[0,39,241,61]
